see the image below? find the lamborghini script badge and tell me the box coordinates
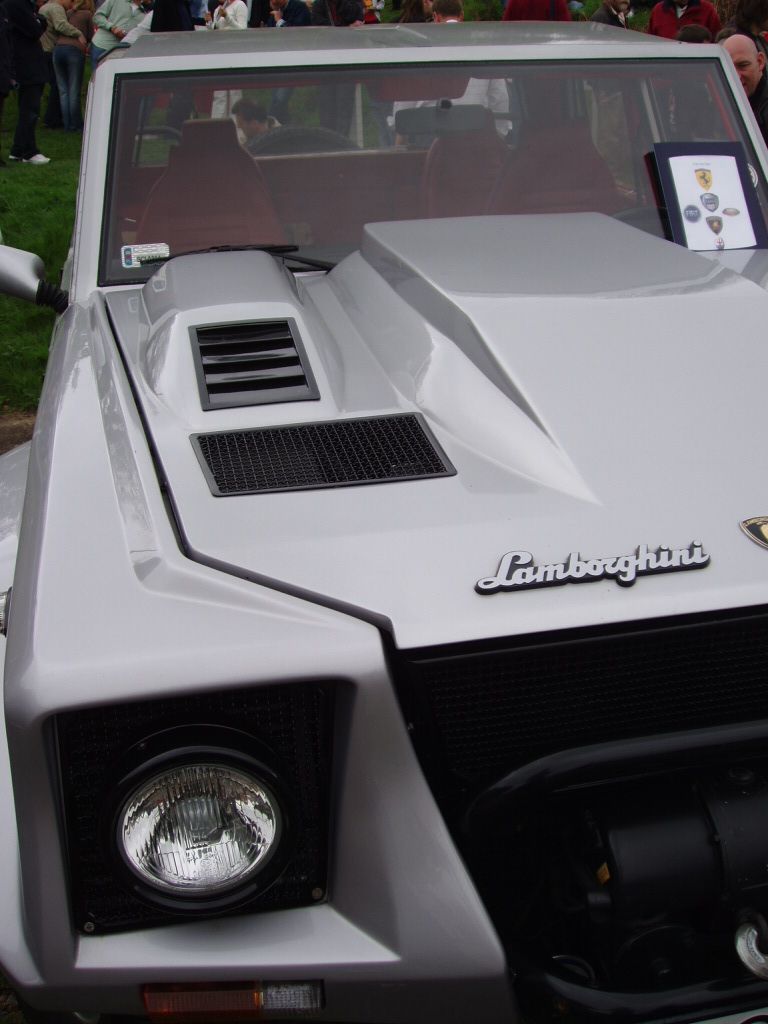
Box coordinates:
[740,517,768,550]
[475,542,710,595]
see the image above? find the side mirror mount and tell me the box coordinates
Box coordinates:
[0,244,69,314]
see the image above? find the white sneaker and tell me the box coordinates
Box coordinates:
[7,155,20,162]
[23,153,50,165]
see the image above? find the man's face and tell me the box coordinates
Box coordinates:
[610,0,630,13]
[724,35,766,96]
[270,0,287,11]
[235,114,269,139]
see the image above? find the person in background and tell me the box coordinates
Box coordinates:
[267,0,309,25]
[187,0,205,23]
[6,0,50,162]
[726,0,768,56]
[502,0,570,23]
[647,0,720,38]
[121,2,152,42]
[207,0,247,27]
[432,0,460,18]
[310,0,363,26]
[722,30,768,141]
[247,0,269,26]
[590,0,630,27]
[91,0,144,66]
[676,20,712,34]
[53,0,91,130]
[231,96,279,148]
[0,0,12,165]
[150,0,192,30]
[39,0,85,127]
[398,0,432,19]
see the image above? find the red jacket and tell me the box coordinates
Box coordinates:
[647,0,720,38]
[502,0,571,19]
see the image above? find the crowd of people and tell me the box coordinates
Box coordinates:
[0,0,767,164]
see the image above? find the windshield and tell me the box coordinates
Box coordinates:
[102,58,768,284]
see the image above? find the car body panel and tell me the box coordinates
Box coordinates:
[107,217,768,648]
[4,23,768,1024]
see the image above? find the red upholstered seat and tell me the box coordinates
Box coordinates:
[136,119,286,252]
[491,119,625,216]
[420,111,509,220]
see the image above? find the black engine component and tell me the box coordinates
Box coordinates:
[389,612,768,1020]
[565,768,768,988]
[462,752,768,1021]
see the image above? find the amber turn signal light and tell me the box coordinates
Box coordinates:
[143,980,323,1022]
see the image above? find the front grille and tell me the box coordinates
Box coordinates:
[192,414,455,496]
[392,607,768,805]
[57,683,333,933]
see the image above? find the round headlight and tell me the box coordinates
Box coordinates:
[117,762,282,897]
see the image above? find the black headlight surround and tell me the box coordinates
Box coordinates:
[105,725,294,915]
[57,683,333,934]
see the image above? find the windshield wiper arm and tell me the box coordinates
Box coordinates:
[175,244,336,271]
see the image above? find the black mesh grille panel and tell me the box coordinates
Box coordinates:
[192,414,455,495]
[392,608,768,803]
[56,683,333,933]
[192,320,319,410]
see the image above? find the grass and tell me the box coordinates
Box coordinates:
[0,122,83,411]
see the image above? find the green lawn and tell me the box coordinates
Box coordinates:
[0,123,83,410]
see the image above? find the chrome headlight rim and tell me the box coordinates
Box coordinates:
[107,729,292,914]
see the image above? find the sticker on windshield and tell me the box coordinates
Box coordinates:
[121,243,170,269]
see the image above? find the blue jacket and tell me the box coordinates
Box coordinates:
[269,0,310,24]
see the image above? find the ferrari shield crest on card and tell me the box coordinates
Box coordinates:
[696,168,713,189]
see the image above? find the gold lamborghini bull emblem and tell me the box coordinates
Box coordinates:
[740,516,768,550]
[696,168,713,189]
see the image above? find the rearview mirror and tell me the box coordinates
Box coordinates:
[394,101,491,136]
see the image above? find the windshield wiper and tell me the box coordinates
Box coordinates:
[175,244,336,271]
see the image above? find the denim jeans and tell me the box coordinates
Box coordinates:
[10,83,44,161]
[43,50,62,129]
[53,45,85,131]
[90,43,108,72]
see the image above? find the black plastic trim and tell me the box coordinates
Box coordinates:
[191,412,456,496]
[191,317,320,412]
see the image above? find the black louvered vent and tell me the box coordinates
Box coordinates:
[192,319,319,410]
[192,414,456,495]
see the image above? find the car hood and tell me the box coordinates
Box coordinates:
[107,214,768,649]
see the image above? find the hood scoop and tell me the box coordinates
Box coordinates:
[192,318,319,411]
[192,414,455,496]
